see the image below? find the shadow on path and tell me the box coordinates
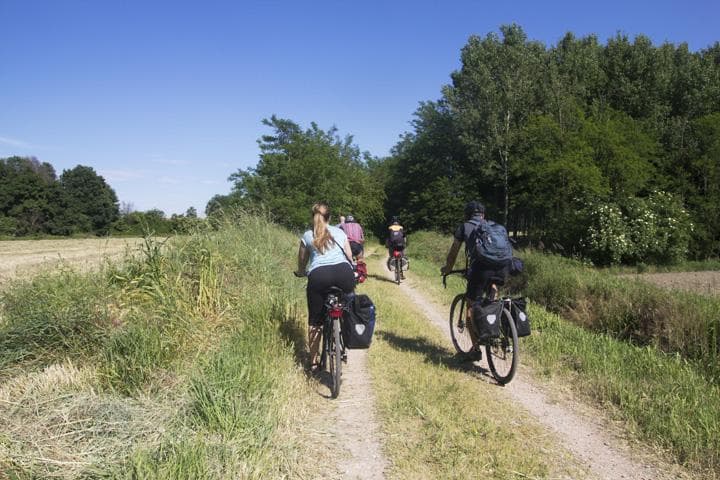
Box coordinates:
[376,330,497,384]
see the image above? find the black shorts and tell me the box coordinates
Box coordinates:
[306,263,355,326]
[465,261,509,301]
[349,241,364,258]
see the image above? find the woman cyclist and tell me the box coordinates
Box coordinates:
[294,202,355,372]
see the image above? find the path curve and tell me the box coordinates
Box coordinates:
[382,258,684,480]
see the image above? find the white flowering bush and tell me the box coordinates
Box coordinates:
[580,192,692,265]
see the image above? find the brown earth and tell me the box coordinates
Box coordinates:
[622,271,720,296]
[0,238,144,287]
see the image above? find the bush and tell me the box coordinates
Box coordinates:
[580,192,693,266]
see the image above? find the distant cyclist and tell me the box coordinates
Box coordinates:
[386,216,407,270]
[339,214,365,263]
[440,201,511,358]
[294,203,355,372]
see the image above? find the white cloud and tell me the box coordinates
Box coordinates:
[0,135,32,148]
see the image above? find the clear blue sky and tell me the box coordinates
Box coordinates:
[2,0,718,216]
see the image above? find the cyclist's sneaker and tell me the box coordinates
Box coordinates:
[342,352,348,363]
[467,348,482,362]
[387,258,394,271]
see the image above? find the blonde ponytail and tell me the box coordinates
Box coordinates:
[312,203,332,253]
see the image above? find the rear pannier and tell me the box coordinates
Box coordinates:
[341,293,376,349]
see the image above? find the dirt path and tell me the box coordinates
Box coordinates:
[310,270,388,478]
[387,263,685,480]
[331,349,387,479]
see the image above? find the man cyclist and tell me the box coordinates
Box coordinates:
[340,214,367,281]
[386,216,407,272]
[440,201,511,359]
[339,215,364,262]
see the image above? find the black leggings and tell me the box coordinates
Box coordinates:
[306,263,355,326]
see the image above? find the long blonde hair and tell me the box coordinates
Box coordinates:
[312,202,333,253]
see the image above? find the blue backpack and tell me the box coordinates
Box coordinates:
[467,219,513,268]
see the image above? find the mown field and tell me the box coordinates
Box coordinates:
[0,238,145,287]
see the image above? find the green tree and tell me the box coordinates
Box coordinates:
[229,116,385,229]
[59,165,119,234]
[0,156,58,235]
[447,24,545,224]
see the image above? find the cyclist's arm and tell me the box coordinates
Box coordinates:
[296,241,309,274]
[441,239,462,275]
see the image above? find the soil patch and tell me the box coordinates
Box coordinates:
[622,271,720,296]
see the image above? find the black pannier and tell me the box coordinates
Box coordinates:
[341,294,376,349]
[511,297,531,337]
[472,300,502,344]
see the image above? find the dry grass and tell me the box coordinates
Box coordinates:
[0,238,146,287]
[0,360,176,478]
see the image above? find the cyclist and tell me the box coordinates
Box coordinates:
[440,201,511,359]
[339,214,365,263]
[294,202,355,372]
[386,216,407,272]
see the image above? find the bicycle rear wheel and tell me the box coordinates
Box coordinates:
[330,318,342,398]
[486,307,518,384]
[394,258,401,284]
[449,294,474,355]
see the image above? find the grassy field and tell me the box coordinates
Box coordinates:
[0,237,146,288]
[406,231,720,477]
[0,215,339,479]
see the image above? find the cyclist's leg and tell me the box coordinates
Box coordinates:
[465,267,486,348]
[306,272,326,368]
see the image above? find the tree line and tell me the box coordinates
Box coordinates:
[383,25,720,264]
[215,25,719,265]
[0,156,200,236]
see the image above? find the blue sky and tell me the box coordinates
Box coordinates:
[2,0,718,216]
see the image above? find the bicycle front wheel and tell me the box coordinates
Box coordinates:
[330,318,342,398]
[449,294,474,355]
[486,308,519,384]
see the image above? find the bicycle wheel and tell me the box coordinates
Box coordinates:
[449,294,474,355]
[329,318,342,398]
[486,307,519,384]
[394,257,401,284]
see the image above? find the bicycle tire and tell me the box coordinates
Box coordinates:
[449,294,474,355]
[330,318,342,398]
[485,307,519,384]
[395,257,401,284]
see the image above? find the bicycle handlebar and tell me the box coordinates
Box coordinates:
[441,269,467,288]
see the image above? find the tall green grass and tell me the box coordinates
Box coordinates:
[408,230,720,476]
[522,251,720,381]
[0,212,331,479]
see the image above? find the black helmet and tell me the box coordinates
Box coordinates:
[346,215,355,223]
[464,201,485,220]
[391,215,399,224]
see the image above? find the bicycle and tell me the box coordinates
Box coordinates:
[319,286,347,398]
[294,272,351,399]
[442,269,519,384]
[388,247,408,284]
